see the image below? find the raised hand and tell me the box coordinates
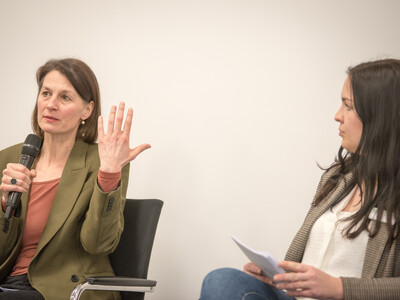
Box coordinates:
[97,102,151,173]
[273,261,344,300]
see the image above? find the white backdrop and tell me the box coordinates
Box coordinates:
[1,0,400,299]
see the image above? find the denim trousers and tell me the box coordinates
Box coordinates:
[200,268,296,300]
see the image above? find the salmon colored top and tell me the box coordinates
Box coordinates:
[10,170,121,276]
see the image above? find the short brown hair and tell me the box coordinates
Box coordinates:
[31,58,101,143]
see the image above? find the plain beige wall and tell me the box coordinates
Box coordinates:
[1,0,400,299]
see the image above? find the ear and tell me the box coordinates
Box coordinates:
[82,101,95,120]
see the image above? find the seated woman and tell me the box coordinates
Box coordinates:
[200,58,400,300]
[0,58,150,299]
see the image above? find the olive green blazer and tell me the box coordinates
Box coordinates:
[285,169,400,300]
[0,138,129,300]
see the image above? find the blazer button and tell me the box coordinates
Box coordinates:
[71,275,79,282]
[107,197,115,211]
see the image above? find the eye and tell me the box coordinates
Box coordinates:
[62,95,71,101]
[42,91,51,97]
[343,101,353,111]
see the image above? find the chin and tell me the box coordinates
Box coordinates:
[342,144,357,154]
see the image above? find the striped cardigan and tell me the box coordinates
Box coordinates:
[285,170,400,300]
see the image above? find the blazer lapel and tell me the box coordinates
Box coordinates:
[304,171,390,278]
[310,172,391,278]
[286,172,355,262]
[362,220,389,277]
[35,139,91,254]
[305,172,355,236]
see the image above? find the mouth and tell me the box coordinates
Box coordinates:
[43,115,59,122]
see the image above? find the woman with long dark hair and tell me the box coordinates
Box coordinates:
[200,58,400,300]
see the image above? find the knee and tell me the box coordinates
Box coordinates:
[200,268,245,298]
[203,267,243,285]
[200,268,280,300]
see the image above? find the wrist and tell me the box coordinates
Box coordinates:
[99,165,121,173]
[332,277,344,300]
[97,170,121,193]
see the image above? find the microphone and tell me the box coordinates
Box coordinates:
[3,134,42,233]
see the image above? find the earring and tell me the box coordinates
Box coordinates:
[80,120,86,138]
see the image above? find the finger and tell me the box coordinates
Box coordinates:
[5,163,31,177]
[276,278,307,291]
[122,108,133,138]
[30,170,37,179]
[8,174,32,190]
[243,264,274,286]
[279,261,306,273]
[247,272,275,286]
[2,169,32,189]
[274,272,300,284]
[274,270,305,283]
[107,106,117,135]
[126,144,151,164]
[1,179,30,194]
[114,102,125,133]
[98,116,105,141]
[285,288,313,298]
[1,194,7,211]
[243,262,262,275]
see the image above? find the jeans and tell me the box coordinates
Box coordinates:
[200,268,296,300]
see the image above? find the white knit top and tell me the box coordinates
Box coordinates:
[299,187,369,299]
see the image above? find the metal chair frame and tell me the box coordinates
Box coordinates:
[70,199,163,300]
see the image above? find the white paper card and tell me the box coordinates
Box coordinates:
[232,235,285,279]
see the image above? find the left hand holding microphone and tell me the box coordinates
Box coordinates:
[98,102,151,173]
[1,164,37,211]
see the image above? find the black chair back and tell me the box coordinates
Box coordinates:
[109,199,163,300]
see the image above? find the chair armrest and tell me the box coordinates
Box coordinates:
[85,276,157,287]
[70,277,157,300]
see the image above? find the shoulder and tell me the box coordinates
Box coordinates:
[64,139,99,172]
[315,164,340,190]
[86,142,98,153]
[72,138,98,155]
[312,163,354,205]
[318,160,352,187]
[0,143,23,164]
[85,142,99,163]
[0,144,23,186]
[0,143,23,154]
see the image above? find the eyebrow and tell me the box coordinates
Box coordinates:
[41,86,76,96]
[341,97,353,102]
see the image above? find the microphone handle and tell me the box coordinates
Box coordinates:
[19,153,36,169]
[4,155,36,218]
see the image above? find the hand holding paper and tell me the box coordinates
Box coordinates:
[232,235,285,279]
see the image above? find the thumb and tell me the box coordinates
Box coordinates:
[1,194,8,211]
[30,169,37,179]
[129,144,151,161]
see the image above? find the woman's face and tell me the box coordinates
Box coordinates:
[334,76,363,153]
[37,70,94,140]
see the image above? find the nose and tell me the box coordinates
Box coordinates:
[46,95,58,110]
[334,105,343,123]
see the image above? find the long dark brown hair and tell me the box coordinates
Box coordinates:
[31,58,101,143]
[315,59,400,241]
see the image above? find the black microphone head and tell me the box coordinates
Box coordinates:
[21,134,42,158]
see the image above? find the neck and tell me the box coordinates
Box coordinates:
[37,134,76,168]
